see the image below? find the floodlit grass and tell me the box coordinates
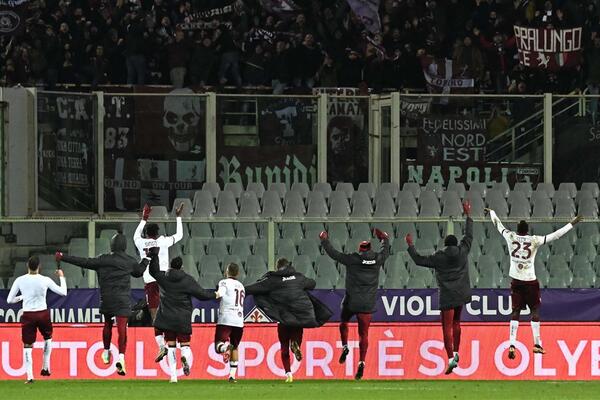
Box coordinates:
[0,380,599,400]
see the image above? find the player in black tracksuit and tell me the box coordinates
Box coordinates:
[245,258,332,383]
[406,200,473,375]
[147,249,216,383]
[56,233,147,376]
[320,228,390,380]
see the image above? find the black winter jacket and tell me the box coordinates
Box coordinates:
[61,235,147,316]
[148,254,216,334]
[322,238,390,313]
[245,266,332,328]
[408,217,473,310]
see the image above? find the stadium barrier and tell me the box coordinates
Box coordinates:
[1,323,600,380]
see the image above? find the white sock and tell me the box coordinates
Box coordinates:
[24,347,33,381]
[43,339,52,370]
[155,335,165,349]
[216,342,227,354]
[167,347,177,380]
[180,345,191,361]
[229,361,238,378]
[103,349,110,359]
[509,320,519,346]
[531,321,541,346]
[118,353,125,363]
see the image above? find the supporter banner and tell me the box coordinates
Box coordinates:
[513,25,582,70]
[217,146,317,189]
[2,289,599,324]
[400,97,431,119]
[420,57,474,96]
[256,97,316,146]
[418,117,488,164]
[2,323,600,379]
[0,0,28,36]
[37,92,96,211]
[346,0,381,34]
[187,0,240,20]
[553,120,600,186]
[402,161,542,187]
[103,88,207,211]
[179,20,232,31]
[314,88,369,186]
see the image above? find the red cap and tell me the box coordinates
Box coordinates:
[358,241,371,252]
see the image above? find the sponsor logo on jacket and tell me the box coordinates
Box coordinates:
[362,260,376,265]
[282,276,296,282]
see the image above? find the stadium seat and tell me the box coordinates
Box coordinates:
[373,191,396,217]
[276,238,297,259]
[246,182,265,199]
[578,198,599,218]
[425,182,444,198]
[383,254,409,289]
[358,182,376,199]
[552,190,572,203]
[238,191,261,217]
[181,255,199,280]
[532,197,554,218]
[418,191,441,216]
[491,181,510,198]
[215,191,238,217]
[574,238,596,262]
[531,189,550,205]
[281,223,304,243]
[447,182,466,198]
[291,182,310,199]
[213,222,235,238]
[379,182,400,199]
[463,190,485,217]
[575,190,594,207]
[486,190,509,217]
[313,182,332,199]
[193,190,215,217]
[328,191,351,217]
[283,191,306,217]
[547,269,573,288]
[229,238,253,257]
[407,266,434,288]
[476,264,502,288]
[315,257,338,288]
[292,254,315,278]
[328,223,349,244]
[441,191,463,217]
[303,222,325,239]
[558,182,577,199]
[190,222,212,238]
[236,222,259,239]
[99,229,118,240]
[169,244,183,260]
[417,223,440,242]
[581,182,600,198]
[578,223,600,245]
[335,182,354,199]
[554,198,576,218]
[268,182,287,199]
[547,254,570,274]
[297,238,321,259]
[306,191,328,217]
[224,182,243,200]
[514,182,533,198]
[350,191,373,217]
[402,182,421,199]
[551,240,573,260]
[199,254,222,276]
[349,223,372,239]
[482,237,506,262]
[536,182,555,198]
[509,196,530,218]
[207,239,229,256]
[396,192,419,217]
[469,182,487,199]
[245,255,268,274]
[170,198,193,217]
[535,259,550,287]
[394,222,417,240]
[149,206,169,219]
[253,239,268,259]
[202,182,221,199]
[261,190,283,218]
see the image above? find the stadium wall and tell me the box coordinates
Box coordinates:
[1,323,600,380]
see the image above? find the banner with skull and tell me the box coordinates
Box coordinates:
[0,0,28,36]
[103,88,207,212]
[37,92,96,211]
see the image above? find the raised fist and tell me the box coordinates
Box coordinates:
[175,202,185,217]
[55,251,63,262]
[405,233,414,247]
[55,269,64,278]
[463,200,471,216]
[373,228,389,240]
[319,231,328,241]
[142,204,152,221]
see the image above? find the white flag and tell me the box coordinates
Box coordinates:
[346,0,381,34]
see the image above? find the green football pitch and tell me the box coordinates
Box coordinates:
[0,380,599,400]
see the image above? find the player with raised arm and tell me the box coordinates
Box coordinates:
[55,232,148,375]
[406,200,473,375]
[319,228,390,380]
[214,263,245,383]
[147,249,217,383]
[134,202,184,362]
[7,256,67,383]
[486,208,583,359]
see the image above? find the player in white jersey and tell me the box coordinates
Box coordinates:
[214,263,245,382]
[6,256,67,383]
[133,203,184,362]
[487,208,582,358]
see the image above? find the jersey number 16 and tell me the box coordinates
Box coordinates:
[234,289,245,307]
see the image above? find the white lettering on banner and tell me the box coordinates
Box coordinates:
[407,165,510,186]
[534,353,556,376]
[207,343,229,377]
[219,155,317,188]
[382,294,513,317]
[56,97,90,120]
[495,341,529,376]
[136,342,158,377]
[453,341,480,376]
[237,341,264,376]
[557,340,587,376]
[1,342,26,376]
[87,342,118,377]
[306,342,334,376]
[591,340,600,376]
[418,340,445,376]
[422,118,487,133]
[61,341,87,376]
[378,330,403,376]
[514,26,582,53]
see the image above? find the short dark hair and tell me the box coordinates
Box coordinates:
[226,263,240,277]
[145,223,159,238]
[517,220,529,235]
[444,235,458,247]
[276,257,289,270]
[170,257,183,270]
[28,256,40,271]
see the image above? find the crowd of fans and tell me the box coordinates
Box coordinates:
[1,0,600,95]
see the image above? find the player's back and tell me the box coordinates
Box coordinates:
[217,278,245,328]
[135,236,173,282]
[501,231,544,281]
[13,274,54,311]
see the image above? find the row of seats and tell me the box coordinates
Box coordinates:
[155,181,600,219]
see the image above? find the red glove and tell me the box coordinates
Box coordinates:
[55,251,63,262]
[405,233,414,247]
[319,231,328,241]
[373,228,389,240]
[142,204,152,221]
[463,200,471,217]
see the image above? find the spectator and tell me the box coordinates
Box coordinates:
[189,36,216,87]
[317,54,338,87]
[124,13,147,85]
[268,40,292,94]
[295,34,322,89]
[216,26,242,87]
[452,36,484,83]
[88,45,109,88]
[338,50,363,87]
[168,29,190,88]
[243,44,268,86]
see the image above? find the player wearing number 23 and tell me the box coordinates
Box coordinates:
[486,208,582,359]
